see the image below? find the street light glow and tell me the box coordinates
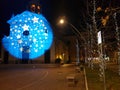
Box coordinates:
[59,19,65,24]
[58,17,81,64]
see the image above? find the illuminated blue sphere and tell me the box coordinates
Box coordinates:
[2,11,53,59]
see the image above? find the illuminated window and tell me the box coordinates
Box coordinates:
[31,4,36,12]
[37,6,40,10]
[37,5,41,14]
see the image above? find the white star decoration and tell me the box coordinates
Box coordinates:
[33,38,37,42]
[22,24,29,31]
[17,35,21,39]
[18,40,22,44]
[32,16,39,23]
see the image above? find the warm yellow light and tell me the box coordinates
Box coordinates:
[59,19,65,24]
[56,55,63,60]
[96,7,102,12]
[31,4,35,8]
[37,6,40,10]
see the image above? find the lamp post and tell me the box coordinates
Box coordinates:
[59,18,86,65]
[59,19,86,42]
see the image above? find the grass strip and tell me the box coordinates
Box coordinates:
[85,66,120,90]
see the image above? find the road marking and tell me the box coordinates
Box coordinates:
[16,71,48,90]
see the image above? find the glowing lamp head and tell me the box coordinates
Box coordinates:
[59,19,65,24]
[2,11,53,59]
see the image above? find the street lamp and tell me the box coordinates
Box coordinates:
[59,19,65,24]
[59,18,87,65]
[59,18,86,43]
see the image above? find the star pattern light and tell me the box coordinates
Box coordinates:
[22,24,29,31]
[2,11,53,59]
[32,16,39,23]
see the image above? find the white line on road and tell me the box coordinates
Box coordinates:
[16,71,48,90]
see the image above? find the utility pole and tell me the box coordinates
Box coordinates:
[76,39,80,65]
[98,31,106,90]
[89,25,93,69]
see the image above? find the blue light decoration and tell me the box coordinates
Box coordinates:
[2,11,53,59]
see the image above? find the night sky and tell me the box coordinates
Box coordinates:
[0,0,86,24]
[0,0,120,38]
[0,0,86,38]
[0,0,119,20]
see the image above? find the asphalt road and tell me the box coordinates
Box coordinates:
[0,64,85,90]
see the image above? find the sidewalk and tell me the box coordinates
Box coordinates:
[39,66,86,90]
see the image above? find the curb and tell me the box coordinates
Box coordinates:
[84,67,88,90]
